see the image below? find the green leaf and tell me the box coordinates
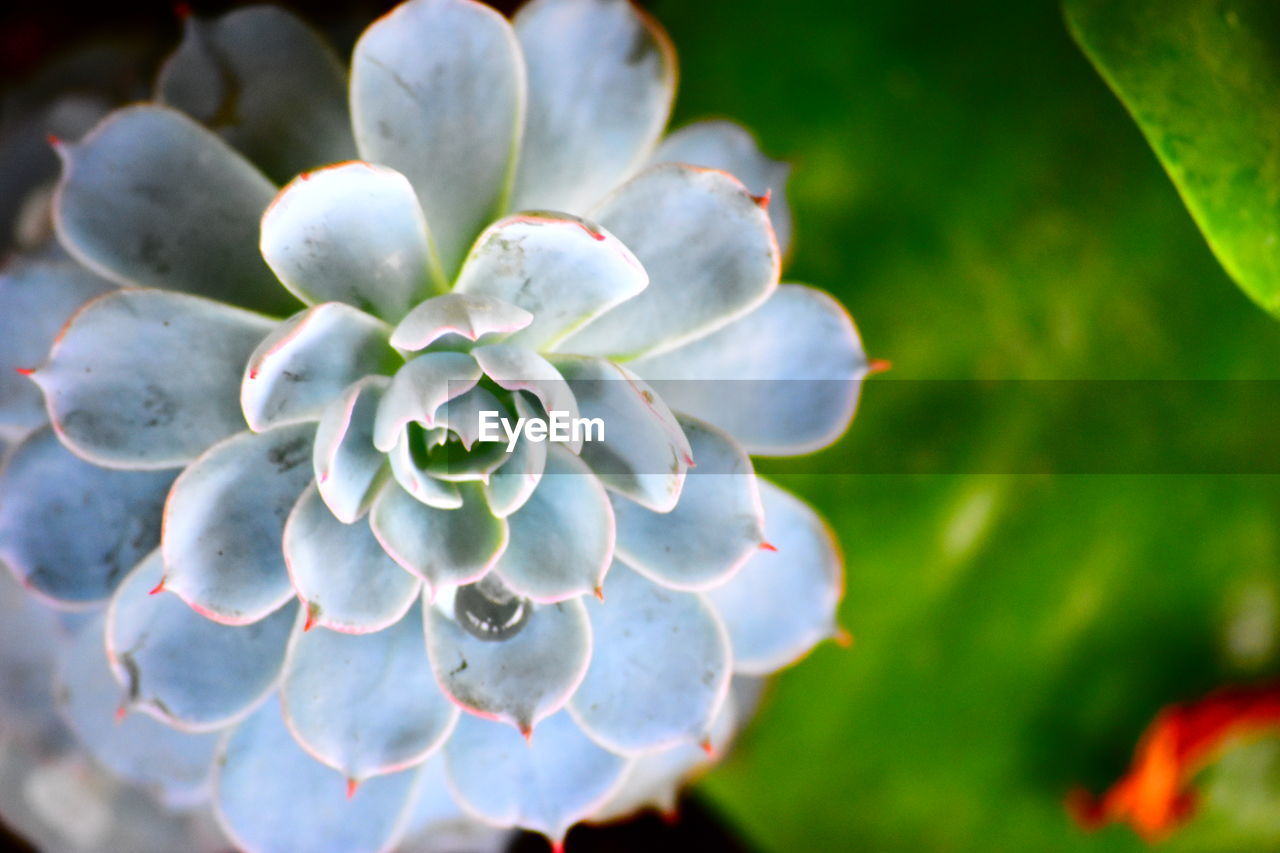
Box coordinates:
[1065,0,1280,317]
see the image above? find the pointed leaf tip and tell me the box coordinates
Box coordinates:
[699,736,715,757]
[114,704,128,724]
[752,189,772,210]
[593,586,604,602]
[14,366,35,376]
[346,777,359,799]
[147,579,166,596]
[833,626,854,648]
[759,541,778,552]
[303,603,319,632]
[867,358,892,375]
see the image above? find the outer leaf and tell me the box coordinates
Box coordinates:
[568,564,731,755]
[215,697,421,853]
[650,119,793,255]
[453,213,647,352]
[157,6,357,183]
[162,424,316,625]
[241,302,393,432]
[260,163,440,319]
[425,594,590,734]
[0,427,173,607]
[1066,0,1280,316]
[350,0,525,278]
[35,288,274,469]
[632,284,866,455]
[282,602,457,783]
[57,611,220,804]
[52,105,296,315]
[705,480,843,674]
[560,163,779,359]
[444,711,627,842]
[107,551,295,731]
[284,485,421,634]
[611,415,765,590]
[0,260,114,433]
[510,0,675,213]
[493,445,615,602]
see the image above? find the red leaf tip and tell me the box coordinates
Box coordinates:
[867,358,892,376]
[759,541,778,552]
[14,366,35,376]
[148,578,166,596]
[520,722,534,744]
[174,2,192,20]
[303,604,319,632]
[751,189,772,210]
[699,736,715,757]
[833,626,854,648]
[346,778,358,799]
[114,704,128,724]
[593,586,604,602]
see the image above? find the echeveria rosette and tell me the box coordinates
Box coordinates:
[0,0,871,850]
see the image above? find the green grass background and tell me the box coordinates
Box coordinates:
[648,0,1280,849]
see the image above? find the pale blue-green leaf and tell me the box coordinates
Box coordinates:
[559,163,779,360]
[162,424,315,625]
[156,6,356,184]
[106,551,295,731]
[589,676,741,822]
[241,302,394,432]
[704,480,843,674]
[632,284,866,455]
[387,431,464,509]
[0,260,114,433]
[260,163,439,320]
[314,376,390,523]
[471,343,580,451]
[282,601,456,782]
[35,288,274,469]
[650,119,792,255]
[494,445,614,602]
[370,481,507,592]
[350,0,524,279]
[509,0,675,213]
[444,711,627,841]
[436,386,504,450]
[569,564,730,755]
[52,105,295,315]
[283,485,420,634]
[425,594,590,734]
[611,416,764,590]
[215,697,421,853]
[454,213,647,352]
[0,427,173,606]
[57,611,219,804]
[553,355,690,511]
[373,351,481,452]
[390,292,532,352]
[484,394,547,518]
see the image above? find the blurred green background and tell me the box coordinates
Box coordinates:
[649,0,1280,850]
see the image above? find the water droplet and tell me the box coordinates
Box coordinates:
[455,575,530,642]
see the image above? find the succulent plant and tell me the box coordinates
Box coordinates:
[0,0,870,850]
